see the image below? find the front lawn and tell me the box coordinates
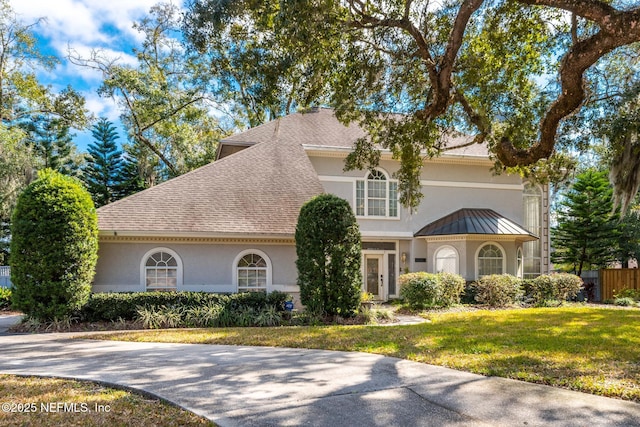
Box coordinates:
[86,306,640,401]
[0,375,214,427]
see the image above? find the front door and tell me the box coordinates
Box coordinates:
[364,254,384,300]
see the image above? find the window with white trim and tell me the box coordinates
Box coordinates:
[477,243,504,276]
[517,248,524,278]
[237,253,268,292]
[435,246,458,274]
[144,251,179,291]
[355,169,399,218]
[523,183,542,278]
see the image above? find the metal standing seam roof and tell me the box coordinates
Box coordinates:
[414,208,538,241]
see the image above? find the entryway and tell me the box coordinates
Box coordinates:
[362,241,398,301]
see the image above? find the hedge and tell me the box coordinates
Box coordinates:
[78,291,290,322]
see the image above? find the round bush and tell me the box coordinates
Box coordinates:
[437,272,466,307]
[529,273,583,305]
[472,274,523,307]
[399,272,441,309]
[10,169,98,321]
[295,194,362,317]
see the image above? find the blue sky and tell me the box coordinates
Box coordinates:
[12,0,182,151]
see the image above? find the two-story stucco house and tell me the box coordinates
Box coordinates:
[94,107,550,301]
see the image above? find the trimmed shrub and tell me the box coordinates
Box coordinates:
[79,291,290,322]
[0,287,11,310]
[551,273,583,301]
[399,272,440,308]
[295,194,361,316]
[528,273,582,306]
[472,274,523,307]
[398,272,466,308]
[10,169,98,321]
[438,272,466,307]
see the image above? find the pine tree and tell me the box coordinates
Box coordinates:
[22,115,81,176]
[116,147,146,199]
[83,118,123,207]
[552,169,620,276]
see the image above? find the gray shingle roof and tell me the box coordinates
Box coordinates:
[98,129,324,236]
[414,208,537,240]
[221,107,490,158]
[98,108,491,236]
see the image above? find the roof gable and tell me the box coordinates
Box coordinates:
[220,107,490,159]
[98,133,324,236]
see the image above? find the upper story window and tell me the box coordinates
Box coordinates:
[355,169,399,218]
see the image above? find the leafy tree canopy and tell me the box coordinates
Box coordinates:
[70,2,227,180]
[185,0,640,209]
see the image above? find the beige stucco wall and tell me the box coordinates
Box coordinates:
[311,155,525,237]
[93,241,298,294]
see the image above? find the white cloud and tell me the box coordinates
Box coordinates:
[11,0,175,53]
[10,0,185,148]
[84,91,120,122]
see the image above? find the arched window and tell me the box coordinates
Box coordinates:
[434,246,459,274]
[355,169,398,218]
[523,183,543,278]
[476,243,505,277]
[141,248,182,292]
[234,250,272,293]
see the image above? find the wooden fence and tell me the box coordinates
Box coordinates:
[600,269,640,300]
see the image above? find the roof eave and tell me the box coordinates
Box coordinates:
[414,233,538,242]
[98,230,295,240]
[302,144,492,164]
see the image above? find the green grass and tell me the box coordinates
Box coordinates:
[86,306,640,402]
[0,375,215,426]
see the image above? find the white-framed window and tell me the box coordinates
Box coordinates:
[355,169,399,218]
[140,248,183,292]
[233,249,272,293]
[516,248,524,278]
[476,242,505,277]
[434,245,459,274]
[523,183,543,278]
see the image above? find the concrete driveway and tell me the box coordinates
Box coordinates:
[1,332,639,426]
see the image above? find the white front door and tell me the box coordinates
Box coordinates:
[364,254,384,300]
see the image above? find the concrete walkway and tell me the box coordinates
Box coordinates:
[0,313,21,335]
[1,333,639,426]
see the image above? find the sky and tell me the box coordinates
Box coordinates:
[11,0,182,151]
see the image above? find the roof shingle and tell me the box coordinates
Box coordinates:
[98,128,324,236]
